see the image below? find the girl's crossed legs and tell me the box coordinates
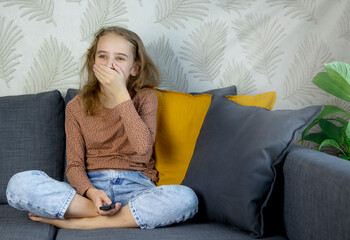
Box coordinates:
[6,170,198,229]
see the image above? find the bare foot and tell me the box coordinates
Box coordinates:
[28,213,78,229]
[28,204,138,229]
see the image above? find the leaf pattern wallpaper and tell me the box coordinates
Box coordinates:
[23,36,78,94]
[180,20,227,83]
[155,0,210,29]
[282,34,334,106]
[232,14,285,83]
[147,36,188,91]
[80,0,128,42]
[0,0,350,111]
[0,17,23,87]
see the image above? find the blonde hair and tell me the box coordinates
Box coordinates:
[79,26,160,115]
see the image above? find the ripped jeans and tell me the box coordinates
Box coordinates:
[6,170,198,229]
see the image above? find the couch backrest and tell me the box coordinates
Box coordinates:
[62,88,79,182]
[0,90,66,203]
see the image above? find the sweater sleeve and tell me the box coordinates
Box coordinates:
[65,101,95,195]
[115,89,157,157]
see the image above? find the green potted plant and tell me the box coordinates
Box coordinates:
[301,62,350,160]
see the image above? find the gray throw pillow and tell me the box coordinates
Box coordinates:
[181,96,323,237]
[190,85,237,96]
[65,88,79,105]
[0,90,65,203]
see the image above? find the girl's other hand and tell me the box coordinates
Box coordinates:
[86,188,121,216]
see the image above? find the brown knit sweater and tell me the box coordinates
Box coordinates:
[65,88,158,195]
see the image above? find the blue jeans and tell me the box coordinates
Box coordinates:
[6,170,198,229]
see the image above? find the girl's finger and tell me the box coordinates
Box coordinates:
[94,65,119,84]
[94,67,110,84]
[101,193,112,205]
[97,64,117,75]
[112,63,125,78]
[112,63,121,72]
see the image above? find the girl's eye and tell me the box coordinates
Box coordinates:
[116,57,124,61]
[99,55,107,59]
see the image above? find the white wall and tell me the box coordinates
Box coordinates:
[1,0,350,110]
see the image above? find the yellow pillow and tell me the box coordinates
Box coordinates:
[154,90,277,186]
[154,89,212,186]
[225,91,276,110]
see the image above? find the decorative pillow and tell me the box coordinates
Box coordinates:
[155,90,276,186]
[65,88,79,105]
[226,91,276,110]
[154,89,212,186]
[181,96,323,237]
[0,90,65,203]
[191,85,237,96]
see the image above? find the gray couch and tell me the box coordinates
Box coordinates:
[1,90,350,240]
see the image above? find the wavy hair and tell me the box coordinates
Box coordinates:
[79,26,160,115]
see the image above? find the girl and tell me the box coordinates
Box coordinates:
[6,26,198,229]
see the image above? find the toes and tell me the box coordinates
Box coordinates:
[28,213,40,222]
[28,212,38,218]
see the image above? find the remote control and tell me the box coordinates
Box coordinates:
[100,204,115,211]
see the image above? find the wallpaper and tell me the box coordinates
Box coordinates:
[0,0,350,111]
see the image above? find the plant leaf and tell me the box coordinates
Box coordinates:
[345,121,350,142]
[147,36,188,92]
[325,62,350,86]
[302,105,350,138]
[334,117,349,127]
[323,118,348,128]
[318,119,343,143]
[313,72,350,102]
[301,132,328,144]
[319,139,345,156]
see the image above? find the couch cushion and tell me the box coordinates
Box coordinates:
[0,90,65,203]
[181,96,323,237]
[55,222,287,240]
[0,204,56,240]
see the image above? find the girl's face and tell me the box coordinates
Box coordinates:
[94,33,139,81]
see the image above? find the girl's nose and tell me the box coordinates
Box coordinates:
[107,59,115,69]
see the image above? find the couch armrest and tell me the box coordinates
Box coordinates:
[283,146,350,240]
